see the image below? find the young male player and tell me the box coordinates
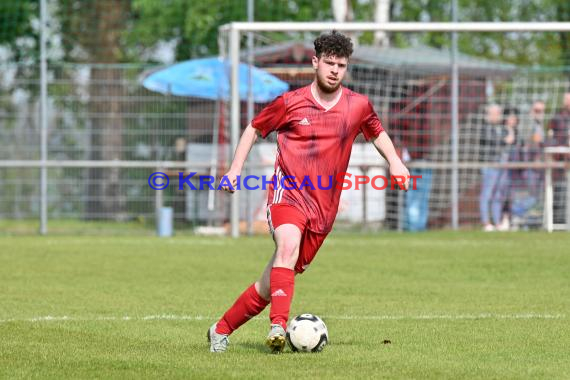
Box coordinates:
[208,31,410,353]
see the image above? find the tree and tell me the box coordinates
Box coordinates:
[58,0,132,219]
[389,0,569,67]
[0,1,38,54]
[127,0,333,61]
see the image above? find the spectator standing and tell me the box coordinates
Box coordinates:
[547,92,570,225]
[511,101,545,228]
[479,104,504,231]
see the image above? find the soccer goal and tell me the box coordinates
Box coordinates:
[544,146,570,232]
[218,22,570,237]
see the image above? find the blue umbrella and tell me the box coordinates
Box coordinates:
[142,57,289,213]
[141,57,289,102]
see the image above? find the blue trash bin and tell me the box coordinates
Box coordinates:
[404,168,433,231]
[157,207,173,237]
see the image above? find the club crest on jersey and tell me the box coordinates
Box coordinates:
[298,117,311,126]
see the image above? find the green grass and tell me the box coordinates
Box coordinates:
[0,219,155,236]
[0,232,569,379]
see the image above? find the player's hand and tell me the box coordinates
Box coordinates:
[389,158,410,191]
[220,170,240,193]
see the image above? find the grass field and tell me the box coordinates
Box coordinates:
[1,232,569,379]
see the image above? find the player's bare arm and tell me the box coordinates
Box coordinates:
[221,124,260,193]
[372,132,410,191]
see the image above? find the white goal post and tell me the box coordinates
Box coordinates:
[544,147,570,233]
[219,21,570,238]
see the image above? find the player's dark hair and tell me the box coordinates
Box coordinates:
[314,30,354,59]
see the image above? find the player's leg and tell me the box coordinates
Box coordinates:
[266,223,302,353]
[208,204,303,353]
[208,258,274,353]
[208,278,270,352]
[294,230,328,275]
[265,228,329,353]
[209,203,305,354]
[256,252,276,300]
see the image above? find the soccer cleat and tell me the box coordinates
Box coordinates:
[265,324,286,354]
[207,323,229,353]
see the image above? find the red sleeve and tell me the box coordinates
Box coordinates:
[360,100,385,141]
[251,95,288,138]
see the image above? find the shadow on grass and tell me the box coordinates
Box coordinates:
[234,341,273,353]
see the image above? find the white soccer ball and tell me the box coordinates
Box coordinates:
[286,314,328,352]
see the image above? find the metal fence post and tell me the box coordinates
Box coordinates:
[230,24,240,238]
[450,0,459,230]
[39,0,48,235]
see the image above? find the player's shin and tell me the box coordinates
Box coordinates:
[215,283,269,335]
[269,267,295,329]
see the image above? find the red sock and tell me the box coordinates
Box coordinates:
[269,267,295,330]
[216,283,269,335]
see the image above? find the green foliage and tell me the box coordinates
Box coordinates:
[456,0,569,66]
[390,0,570,66]
[3,0,568,66]
[128,0,220,59]
[0,0,37,45]
[0,0,39,62]
[127,0,334,60]
[57,0,132,62]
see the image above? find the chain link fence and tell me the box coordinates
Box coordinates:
[1,1,569,235]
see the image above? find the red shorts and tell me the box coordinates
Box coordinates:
[267,204,328,274]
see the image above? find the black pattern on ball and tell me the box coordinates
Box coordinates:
[286,331,298,352]
[311,333,328,353]
[294,314,319,322]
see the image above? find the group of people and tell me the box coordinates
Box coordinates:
[479,92,570,231]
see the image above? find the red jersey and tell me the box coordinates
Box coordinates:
[251,84,384,233]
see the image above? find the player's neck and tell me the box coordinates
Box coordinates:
[310,81,342,110]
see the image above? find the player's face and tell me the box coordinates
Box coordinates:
[312,54,348,93]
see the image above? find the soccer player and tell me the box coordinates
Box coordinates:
[207,31,410,353]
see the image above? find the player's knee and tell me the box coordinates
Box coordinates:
[275,241,299,263]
